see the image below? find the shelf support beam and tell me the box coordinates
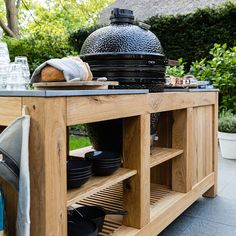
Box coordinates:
[123,114,150,229]
[172,108,193,193]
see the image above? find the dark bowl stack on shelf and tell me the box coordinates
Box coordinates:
[85,151,121,176]
[67,151,122,189]
[67,157,92,189]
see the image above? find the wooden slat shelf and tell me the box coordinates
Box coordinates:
[73,183,181,235]
[150,147,183,168]
[74,173,214,236]
[67,168,137,206]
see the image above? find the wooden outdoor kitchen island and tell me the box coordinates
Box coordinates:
[0,89,218,236]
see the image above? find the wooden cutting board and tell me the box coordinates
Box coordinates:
[33,81,119,90]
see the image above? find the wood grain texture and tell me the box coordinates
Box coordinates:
[67,168,137,206]
[151,112,173,187]
[67,94,148,125]
[148,92,217,113]
[192,106,213,186]
[0,97,22,126]
[23,97,67,236]
[172,108,193,193]
[123,115,150,228]
[204,93,218,197]
[150,148,183,168]
[106,174,215,236]
[135,173,214,236]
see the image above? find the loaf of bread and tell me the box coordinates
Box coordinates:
[38,57,93,82]
[41,66,65,82]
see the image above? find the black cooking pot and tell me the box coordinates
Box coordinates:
[68,216,98,236]
[71,206,128,232]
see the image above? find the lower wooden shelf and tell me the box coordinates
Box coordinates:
[72,173,214,236]
[72,183,181,235]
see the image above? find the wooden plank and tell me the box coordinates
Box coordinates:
[172,108,193,193]
[192,106,214,186]
[204,93,218,197]
[150,147,183,168]
[0,97,22,126]
[23,97,67,236]
[137,173,214,236]
[123,115,150,228]
[151,112,173,187]
[67,94,148,125]
[34,80,118,90]
[148,92,217,113]
[67,168,137,206]
[113,173,214,236]
[151,161,172,187]
[34,81,118,87]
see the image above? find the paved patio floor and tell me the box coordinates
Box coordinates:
[160,150,236,236]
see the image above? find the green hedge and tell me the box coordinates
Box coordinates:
[146,2,236,67]
[69,2,236,68]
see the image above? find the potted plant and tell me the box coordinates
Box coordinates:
[218,112,236,159]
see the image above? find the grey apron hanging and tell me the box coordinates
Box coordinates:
[0,113,30,236]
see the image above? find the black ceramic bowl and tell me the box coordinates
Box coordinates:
[67,170,92,178]
[85,151,121,161]
[93,165,120,176]
[67,172,92,181]
[67,176,91,189]
[92,162,121,168]
[67,158,92,172]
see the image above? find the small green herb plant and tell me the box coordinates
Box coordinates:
[219,112,236,133]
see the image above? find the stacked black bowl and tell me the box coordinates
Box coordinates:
[67,157,92,189]
[85,151,121,176]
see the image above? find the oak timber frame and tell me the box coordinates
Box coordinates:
[0,92,218,236]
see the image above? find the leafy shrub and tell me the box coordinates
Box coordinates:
[166,59,185,77]
[146,2,236,68]
[5,30,75,73]
[190,44,236,113]
[69,3,236,67]
[69,26,101,53]
[219,112,236,133]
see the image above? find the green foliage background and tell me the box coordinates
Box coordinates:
[69,2,236,68]
[146,2,236,68]
[190,44,236,113]
[2,0,114,72]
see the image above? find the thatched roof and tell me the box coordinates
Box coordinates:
[99,0,236,25]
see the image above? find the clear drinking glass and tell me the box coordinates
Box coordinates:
[15,56,30,86]
[7,63,25,90]
[0,44,10,64]
[0,64,9,89]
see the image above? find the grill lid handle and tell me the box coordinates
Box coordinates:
[110,8,134,24]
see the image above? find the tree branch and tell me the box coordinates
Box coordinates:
[16,0,22,9]
[0,18,17,38]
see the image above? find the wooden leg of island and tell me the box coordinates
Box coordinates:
[123,115,150,229]
[23,98,67,236]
